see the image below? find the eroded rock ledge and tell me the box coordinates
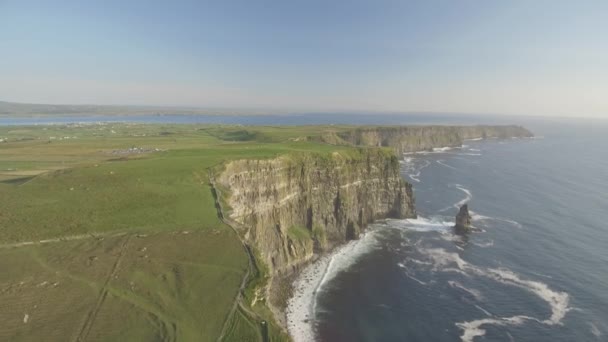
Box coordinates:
[218,149,415,275]
[215,124,532,332]
[324,125,533,154]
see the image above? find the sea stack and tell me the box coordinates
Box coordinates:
[454,204,472,234]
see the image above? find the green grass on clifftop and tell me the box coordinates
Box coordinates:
[0,122,529,341]
[1,123,391,342]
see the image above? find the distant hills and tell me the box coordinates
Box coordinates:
[0,100,275,117]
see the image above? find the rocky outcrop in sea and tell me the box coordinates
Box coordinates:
[454,204,472,234]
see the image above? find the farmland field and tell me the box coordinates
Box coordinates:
[0,123,357,341]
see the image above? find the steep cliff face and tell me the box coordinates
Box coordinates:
[215,124,532,333]
[216,125,532,274]
[217,149,415,274]
[333,125,533,155]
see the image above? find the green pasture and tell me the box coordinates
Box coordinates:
[0,123,375,341]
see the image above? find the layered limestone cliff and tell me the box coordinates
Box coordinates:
[217,149,415,274]
[214,124,532,332]
[216,124,532,279]
[330,125,533,155]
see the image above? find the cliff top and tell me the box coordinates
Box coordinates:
[0,122,532,342]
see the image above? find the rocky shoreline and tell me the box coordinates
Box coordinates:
[215,125,533,340]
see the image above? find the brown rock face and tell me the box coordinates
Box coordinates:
[454,204,472,234]
[217,149,416,274]
[331,125,534,155]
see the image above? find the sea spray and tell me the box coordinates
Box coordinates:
[286,228,382,342]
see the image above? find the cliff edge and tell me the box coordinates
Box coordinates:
[217,149,415,274]
[326,125,533,154]
[213,124,532,335]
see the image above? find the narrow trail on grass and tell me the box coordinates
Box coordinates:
[208,172,266,342]
[0,231,128,250]
[74,235,132,342]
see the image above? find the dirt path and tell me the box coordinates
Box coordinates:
[74,235,132,342]
[209,173,266,342]
[0,231,128,250]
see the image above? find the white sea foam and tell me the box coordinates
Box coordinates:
[286,229,381,342]
[589,322,602,338]
[454,184,472,207]
[453,152,482,156]
[465,137,483,141]
[471,211,523,229]
[398,262,430,285]
[433,146,454,152]
[287,256,328,342]
[471,239,494,248]
[527,270,554,280]
[386,217,453,233]
[409,171,421,183]
[497,218,523,229]
[413,248,570,342]
[407,258,434,266]
[457,315,537,342]
[437,159,458,170]
[439,233,465,243]
[474,305,493,317]
[448,280,485,301]
[470,212,490,221]
[406,146,460,155]
[439,184,473,213]
[404,160,430,183]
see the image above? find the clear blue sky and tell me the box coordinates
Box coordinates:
[1,0,607,117]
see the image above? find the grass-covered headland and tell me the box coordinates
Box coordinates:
[0,123,531,341]
[0,124,341,342]
[0,123,404,342]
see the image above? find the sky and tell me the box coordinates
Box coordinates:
[1,0,607,117]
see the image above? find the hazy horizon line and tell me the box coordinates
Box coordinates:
[2,99,605,120]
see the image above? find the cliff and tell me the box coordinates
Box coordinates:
[329,125,533,155]
[217,148,415,274]
[214,124,531,334]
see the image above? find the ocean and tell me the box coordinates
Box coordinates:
[3,113,606,341]
[288,119,608,342]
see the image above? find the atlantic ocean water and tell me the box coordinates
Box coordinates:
[295,120,608,342]
[4,113,606,341]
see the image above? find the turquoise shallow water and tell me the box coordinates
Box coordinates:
[313,120,608,341]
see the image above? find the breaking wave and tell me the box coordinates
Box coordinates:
[433,146,455,152]
[437,159,458,170]
[403,247,570,342]
[401,158,430,183]
[471,239,494,248]
[471,211,523,229]
[386,217,453,233]
[287,229,382,342]
[448,280,485,301]
[438,183,472,213]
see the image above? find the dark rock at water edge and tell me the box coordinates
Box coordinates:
[454,204,472,234]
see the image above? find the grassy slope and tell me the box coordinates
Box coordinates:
[0,124,367,342]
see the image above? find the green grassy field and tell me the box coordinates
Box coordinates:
[0,123,366,341]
